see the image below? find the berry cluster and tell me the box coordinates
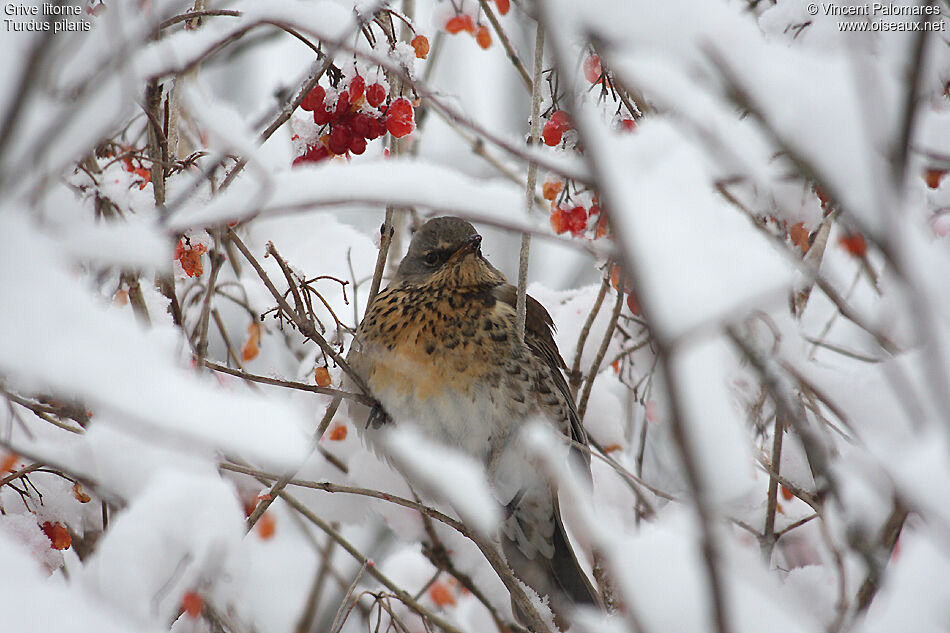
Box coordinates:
[543,179,610,239]
[444,2,506,51]
[293,75,415,166]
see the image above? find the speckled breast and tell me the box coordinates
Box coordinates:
[351,284,529,460]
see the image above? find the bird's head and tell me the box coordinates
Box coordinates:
[393,217,506,289]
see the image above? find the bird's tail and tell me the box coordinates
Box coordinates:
[503,501,602,629]
[550,508,601,608]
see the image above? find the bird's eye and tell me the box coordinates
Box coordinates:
[423,252,439,266]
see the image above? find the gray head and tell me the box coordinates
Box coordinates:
[393,217,504,287]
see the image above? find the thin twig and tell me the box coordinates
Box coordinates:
[570,275,609,395]
[761,416,784,562]
[195,248,224,363]
[294,536,337,633]
[211,309,245,369]
[577,284,624,422]
[366,211,395,309]
[853,504,908,613]
[516,24,545,342]
[203,360,373,405]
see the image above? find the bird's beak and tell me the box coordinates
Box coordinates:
[448,234,482,262]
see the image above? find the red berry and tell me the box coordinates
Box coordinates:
[305,145,330,163]
[567,206,588,236]
[334,91,350,119]
[349,136,367,155]
[387,97,413,121]
[495,0,510,15]
[313,105,330,126]
[366,83,386,108]
[387,117,414,138]
[351,113,373,139]
[301,85,326,112]
[475,25,492,49]
[542,119,563,146]
[328,126,351,155]
[368,116,388,139]
[620,118,637,132]
[549,110,572,131]
[584,54,603,84]
[293,145,330,166]
[386,98,415,138]
[349,75,365,101]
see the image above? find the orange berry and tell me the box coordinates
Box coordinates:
[315,367,331,387]
[780,485,793,501]
[542,180,563,200]
[925,168,946,189]
[446,14,475,34]
[72,482,91,503]
[256,512,276,539]
[550,208,567,234]
[0,452,18,473]
[428,581,457,607]
[328,425,348,441]
[182,591,204,618]
[788,222,810,254]
[626,292,641,316]
[838,232,867,257]
[175,239,207,278]
[411,34,430,59]
[242,322,261,362]
[475,25,491,49]
[40,522,71,550]
[495,0,510,15]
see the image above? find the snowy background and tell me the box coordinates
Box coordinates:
[2,0,950,632]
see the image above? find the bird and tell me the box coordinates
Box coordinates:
[346,216,601,626]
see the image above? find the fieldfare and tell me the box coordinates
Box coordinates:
[346,216,600,623]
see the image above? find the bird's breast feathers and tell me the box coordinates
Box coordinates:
[351,285,528,458]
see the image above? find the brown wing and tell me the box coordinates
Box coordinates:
[493,284,590,469]
[494,285,601,615]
